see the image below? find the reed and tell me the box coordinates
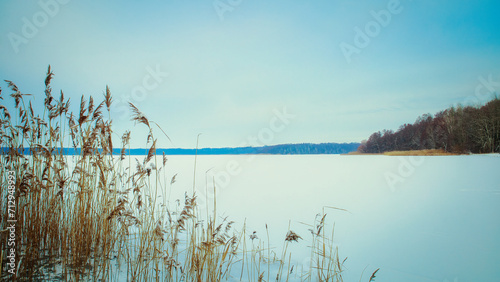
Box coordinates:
[0,66,348,281]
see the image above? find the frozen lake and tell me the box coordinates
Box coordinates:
[156,154,500,281]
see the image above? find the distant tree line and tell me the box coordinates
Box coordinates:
[358,97,500,154]
[3,143,361,156]
[257,142,360,154]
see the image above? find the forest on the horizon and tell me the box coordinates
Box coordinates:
[358,97,500,154]
[0,142,360,155]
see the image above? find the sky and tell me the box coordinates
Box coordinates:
[1,0,500,148]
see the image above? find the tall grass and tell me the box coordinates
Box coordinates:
[0,66,346,281]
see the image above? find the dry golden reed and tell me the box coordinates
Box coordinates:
[0,66,347,281]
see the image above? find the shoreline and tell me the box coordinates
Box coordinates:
[344,149,463,156]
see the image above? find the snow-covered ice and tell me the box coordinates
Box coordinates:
[57,154,500,281]
[165,154,500,281]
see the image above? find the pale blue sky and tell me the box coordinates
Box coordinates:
[1,0,500,148]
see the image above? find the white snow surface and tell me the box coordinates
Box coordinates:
[58,154,500,281]
[164,154,500,282]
